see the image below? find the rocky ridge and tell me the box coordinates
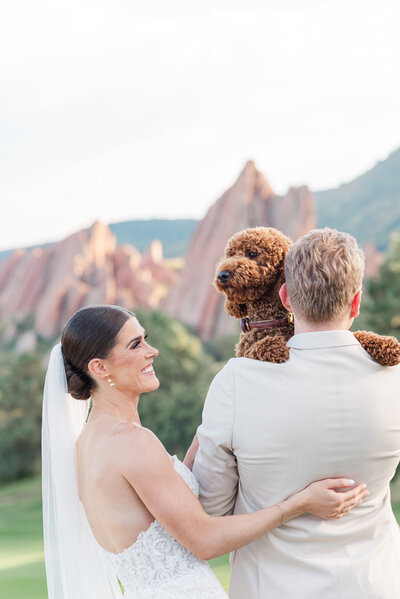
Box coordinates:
[0,222,176,339]
[1,160,384,344]
[164,161,316,340]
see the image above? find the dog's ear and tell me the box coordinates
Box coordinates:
[225,299,247,318]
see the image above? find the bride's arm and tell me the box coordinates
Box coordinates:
[119,426,367,561]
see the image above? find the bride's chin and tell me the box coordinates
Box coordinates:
[146,377,160,391]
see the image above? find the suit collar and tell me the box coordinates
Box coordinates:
[287,330,360,350]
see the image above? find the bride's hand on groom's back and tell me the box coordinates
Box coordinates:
[183,433,199,471]
[297,478,369,520]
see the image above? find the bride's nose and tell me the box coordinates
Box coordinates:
[146,344,159,359]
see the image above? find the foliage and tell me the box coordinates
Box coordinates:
[205,333,238,363]
[356,233,400,339]
[133,309,217,458]
[316,147,400,250]
[0,352,45,483]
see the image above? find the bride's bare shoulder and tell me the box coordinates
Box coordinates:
[109,422,170,472]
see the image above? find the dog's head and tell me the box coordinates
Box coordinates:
[214,227,292,318]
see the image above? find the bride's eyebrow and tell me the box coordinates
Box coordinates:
[125,331,146,348]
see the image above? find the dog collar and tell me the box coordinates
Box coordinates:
[240,313,294,333]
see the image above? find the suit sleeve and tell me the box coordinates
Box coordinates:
[193,360,238,516]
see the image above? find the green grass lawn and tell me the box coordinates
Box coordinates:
[0,477,399,599]
[0,478,47,599]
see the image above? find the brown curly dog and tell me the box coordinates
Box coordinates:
[214,226,400,365]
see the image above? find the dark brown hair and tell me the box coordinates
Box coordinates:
[61,305,134,400]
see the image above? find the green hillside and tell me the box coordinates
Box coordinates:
[109,218,198,257]
[315,148,400,250]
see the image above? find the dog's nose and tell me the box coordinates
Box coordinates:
[218,270,232,283]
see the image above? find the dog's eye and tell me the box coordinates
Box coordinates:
[247,251,258,259]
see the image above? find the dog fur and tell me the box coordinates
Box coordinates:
[214,226,400,366]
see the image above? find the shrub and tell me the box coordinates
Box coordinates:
[0,352,45,483]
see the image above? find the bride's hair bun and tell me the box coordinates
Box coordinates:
[61,305,134,401]
[63,357,93,400]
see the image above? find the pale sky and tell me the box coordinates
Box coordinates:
[1,0,400,250]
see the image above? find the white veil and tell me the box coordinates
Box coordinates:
[42,343,123,598]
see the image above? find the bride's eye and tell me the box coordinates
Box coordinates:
[130,333,148,350]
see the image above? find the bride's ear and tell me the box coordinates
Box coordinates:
[88,358,107,380]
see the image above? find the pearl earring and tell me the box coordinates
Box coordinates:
[105,373,115,387]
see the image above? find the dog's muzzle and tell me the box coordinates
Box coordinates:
[217,270,231,283]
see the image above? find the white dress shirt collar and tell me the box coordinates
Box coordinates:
[287,329,361,350]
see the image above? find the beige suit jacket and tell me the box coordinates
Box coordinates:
[193,330,400,599]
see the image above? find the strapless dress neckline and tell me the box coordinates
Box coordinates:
[104,455,187,558]
[102,455,228,598]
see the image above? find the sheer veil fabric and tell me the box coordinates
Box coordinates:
[41,343,123,598]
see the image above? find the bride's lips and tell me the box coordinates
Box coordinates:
[140,363,155,375]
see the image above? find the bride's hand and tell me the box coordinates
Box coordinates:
[183,433,199,471]
[296,478,368,520]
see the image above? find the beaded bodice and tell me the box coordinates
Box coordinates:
[104,456,227,599]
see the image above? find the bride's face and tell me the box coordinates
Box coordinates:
[103,317,160,395]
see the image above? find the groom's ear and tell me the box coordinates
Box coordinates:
[279,283,292,312]
[273,267,286,304]
[350,289,362,318]
[225,299,248,318]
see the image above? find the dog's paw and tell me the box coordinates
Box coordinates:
[243,335,290,363]
[353,331,400,366]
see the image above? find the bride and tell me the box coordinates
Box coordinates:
[42,305,367,598]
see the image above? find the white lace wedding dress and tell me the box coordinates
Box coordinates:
[104,456,229,598]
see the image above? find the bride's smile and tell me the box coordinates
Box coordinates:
[88,316,160,399]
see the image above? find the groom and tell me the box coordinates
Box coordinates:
[193,228,400,598]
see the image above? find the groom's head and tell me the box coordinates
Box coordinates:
[280,228,365,328]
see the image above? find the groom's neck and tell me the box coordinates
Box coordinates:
[293,315,353,335]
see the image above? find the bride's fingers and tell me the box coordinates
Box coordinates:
[341,489,369,511]
[335,482,367,501]
[329,488,369,518]
[322,478,357,489]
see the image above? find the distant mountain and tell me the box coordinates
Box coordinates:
[0,219,198,264]
[2,148,398,271]
[0,222,177,338]
[315,148,400,250]
[0,242,55,265]
[109,219,198,258]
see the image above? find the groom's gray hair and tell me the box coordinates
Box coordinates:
[285,228,365,323]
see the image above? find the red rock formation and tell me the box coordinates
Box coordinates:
[0,222,177,338]
[164,161,316,340]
